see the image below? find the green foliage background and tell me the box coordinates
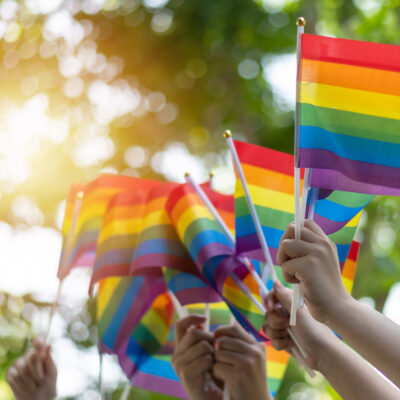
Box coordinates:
[0,0,400,398]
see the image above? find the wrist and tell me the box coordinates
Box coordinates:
[315,336,346,374]
[324,292,356,332]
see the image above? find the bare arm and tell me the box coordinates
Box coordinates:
[264,283,400,400]
[318,334,400,400]
[327,296,400,387]
[277,220,400,387]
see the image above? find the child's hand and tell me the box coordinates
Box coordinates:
[213,324,271,400]
[264,281,338,371]
[171,315,221,400]
[6,338,57,400]
[277,220,351,324]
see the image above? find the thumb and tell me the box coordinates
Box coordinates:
[273,281,292,311]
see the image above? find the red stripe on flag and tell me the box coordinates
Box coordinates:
[233,140,304,177]
[301,33,400,73]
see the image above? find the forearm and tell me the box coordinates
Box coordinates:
[318,339,400,400]
[327,296,400,387]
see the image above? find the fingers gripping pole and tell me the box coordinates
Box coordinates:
[292,16,306,325]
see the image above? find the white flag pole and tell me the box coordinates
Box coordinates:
[184,173,269,297]
[223,131,277,283]
[120,383,131,400]
[291,16,307,325]
[45,190,84,342]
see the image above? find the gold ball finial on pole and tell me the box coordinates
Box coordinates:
[184,172,190,178]
[296,17,306,27]
[223,130,232,139]
[209,172,215,178]
[77,191,84,199]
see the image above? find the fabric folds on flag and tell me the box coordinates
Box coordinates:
[58,175,159,280]
[166,183,267,340]
[89,190,148,295]
[97,273,166,353]
[130,182,221,305]
[298,33,400,194]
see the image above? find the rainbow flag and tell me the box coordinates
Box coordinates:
[57,184,86,279]
[58,175,158,280]
[130,182,220,305]
[97,273,166,353]
[118,299,288,399]
[89,190,148,295]
[114,292,187,399]
[266,342,290,398]
[234,140,373,272]
[166,183,267,340]
[342,240,360,294]
[298,33,400,195]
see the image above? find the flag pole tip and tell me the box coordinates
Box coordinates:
[209,172,214,178]
[223,130,232,139]
[296,17,306,26]
[184,172,190,178]
[77,191,84,199]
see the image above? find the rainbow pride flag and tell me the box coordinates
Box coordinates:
[166,183,267,340]
[342,240,360,294]
[89,190,148,295]
[298,33,400,195]
[130,182,220,305]
[234,140,373,273]
[114,292,187,398]
[118,299,288,399]
[57,184,86,279]
[97,273,166,353]
[58,175,158,280]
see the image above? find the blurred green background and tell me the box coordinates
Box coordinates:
[0,0,400,399]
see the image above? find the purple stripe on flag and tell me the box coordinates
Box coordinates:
[310,168,400,196]
[174,287,221,306]
[237,235,279,265]
[311,211,352,235]
[117,351,188,399]
[213,256,245,293]
[195,242,233,271]
[89,264,131,296]
[299,148,400,193]
[131,253,193,274]
[131,370,187,399]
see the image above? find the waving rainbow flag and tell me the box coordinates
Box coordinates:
[58,175,158,280]
[166,182,267,340]
[298,33,400,195]
[114,291,187,398]
[130,182,220,305]
[89,190,149,295]
[118,299,288,399]
[234,141,372,273]
[57,184,86,279]
[97,273,167,353]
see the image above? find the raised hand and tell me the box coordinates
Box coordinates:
[6,338,57,400]
[171,315,222,400]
